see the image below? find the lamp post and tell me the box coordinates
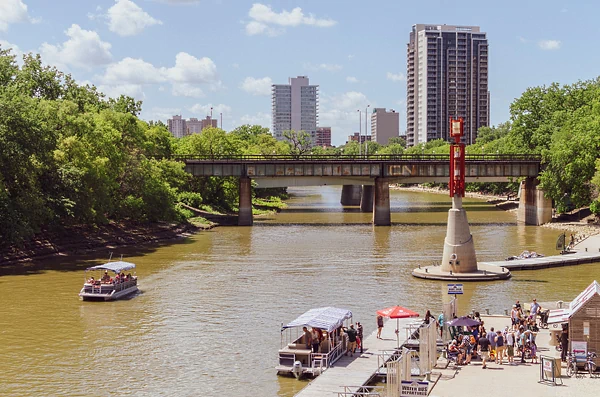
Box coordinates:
[365,104,370,157]
[357,109,362,157]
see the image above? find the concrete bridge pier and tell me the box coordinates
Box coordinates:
[238,176,253,226]
[517,177,552,225]
[360,185,374,212]
[340,185,362,206]
[373,178,391,226]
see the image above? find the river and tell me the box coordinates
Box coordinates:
[0,186,596,397]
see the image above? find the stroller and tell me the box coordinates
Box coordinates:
[538,310,550,329]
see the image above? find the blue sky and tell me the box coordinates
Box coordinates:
[1,0,599,145]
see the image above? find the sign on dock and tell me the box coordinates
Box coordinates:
[447,283,464,295]
[400,380,428,396]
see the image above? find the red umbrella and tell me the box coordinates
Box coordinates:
[377,306,419,319]
[377,306,420,346]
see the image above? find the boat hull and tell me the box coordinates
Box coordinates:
[79,285,139,301]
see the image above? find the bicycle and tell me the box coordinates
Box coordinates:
[566,352,578,378]
[584,352,597,377]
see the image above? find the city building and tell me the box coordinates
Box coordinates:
[167,115,187,138]
[315,127,332,147]
[346,132,372,144]
[272,76,319,144]
[200,116,218,130]
[167,115,218,138]
[370,108,399,144]
[406,24,489,146]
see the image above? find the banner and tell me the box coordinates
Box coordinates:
[400,380,428,397]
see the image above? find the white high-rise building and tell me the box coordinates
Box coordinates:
[272,76,319,144]
[406,24,489,146]
[168,115,186,138]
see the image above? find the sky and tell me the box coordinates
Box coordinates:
[1,0,599,146]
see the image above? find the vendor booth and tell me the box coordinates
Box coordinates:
[548,280,600,363]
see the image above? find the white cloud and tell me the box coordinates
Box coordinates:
[346,76,358,83]
[108,0,162,36]
[239,112,271,129]
[165,52,218,84]
[386,72,406,82]
[538,40,561,50]
[189,103,232,116]
[40,24,112,70]
[101,57,165,85]
[142,106,182,122]
[0,0,30,31]
[518,36,528,43]
[240,76,272,96]
[97,83,145,99]
[347,54,355,60]
[319,91,373,144]
[245,21,281,37]
[98,52,220,99]
[245,3,336,36]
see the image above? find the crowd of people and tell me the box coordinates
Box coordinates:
[87,271,134,285]
[300,322,365,357]
[446,299,543,369]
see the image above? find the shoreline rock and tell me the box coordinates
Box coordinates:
[0,221,209,267]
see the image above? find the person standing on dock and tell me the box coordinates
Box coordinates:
[377,315,384,339]
[356,322,364,353]
[342,324,358,357]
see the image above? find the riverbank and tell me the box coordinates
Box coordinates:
[0,220,210,267]
[393,184,600,237]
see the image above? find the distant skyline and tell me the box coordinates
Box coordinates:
[0,0,597,145]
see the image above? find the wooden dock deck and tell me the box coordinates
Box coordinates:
[295,317,421,397]
[481,251,600,270]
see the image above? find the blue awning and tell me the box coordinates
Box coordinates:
[86,261,136,273]
[282,307,353,333]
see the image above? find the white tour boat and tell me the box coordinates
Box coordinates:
[276,307,353,379]
[79,261,138,301]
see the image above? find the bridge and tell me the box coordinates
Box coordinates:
[176,154,549,227]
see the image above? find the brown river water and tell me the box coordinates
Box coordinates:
[0,186,597,396]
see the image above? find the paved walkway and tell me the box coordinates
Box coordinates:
[430,315,598,397]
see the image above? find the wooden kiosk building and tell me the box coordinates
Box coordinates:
[550,280,600,362]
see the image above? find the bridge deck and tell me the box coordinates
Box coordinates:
[295,317,420,397]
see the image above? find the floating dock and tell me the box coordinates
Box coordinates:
[295,317,422,397]
[482,251,600,270]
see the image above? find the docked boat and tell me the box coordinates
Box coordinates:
[79,261,138,301]
[505,250,544,261]
[276,307,352,379]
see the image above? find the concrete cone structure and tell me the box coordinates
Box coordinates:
[440,196,478,273]
[413,195,510,281]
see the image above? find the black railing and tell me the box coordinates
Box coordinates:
[170,154,541,162]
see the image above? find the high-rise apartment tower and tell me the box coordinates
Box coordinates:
[371,108,399,144]
[272,76,319,144]
[406,24,489,146]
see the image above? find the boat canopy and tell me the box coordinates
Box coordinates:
[282,307,353,333]
[86,261,136,273]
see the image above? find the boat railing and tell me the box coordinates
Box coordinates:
[83,277,137,294]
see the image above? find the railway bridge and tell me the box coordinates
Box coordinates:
[176,154,549,226]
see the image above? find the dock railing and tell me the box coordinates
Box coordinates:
[336,385,384,397]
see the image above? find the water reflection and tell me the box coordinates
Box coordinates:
[1,186,596,397]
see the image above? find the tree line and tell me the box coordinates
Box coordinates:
[2,46,600,244]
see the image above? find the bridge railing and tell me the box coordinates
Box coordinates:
[170,154,541,162]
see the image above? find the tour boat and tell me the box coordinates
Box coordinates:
[276,307,353,379]
[79,261,138,301]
